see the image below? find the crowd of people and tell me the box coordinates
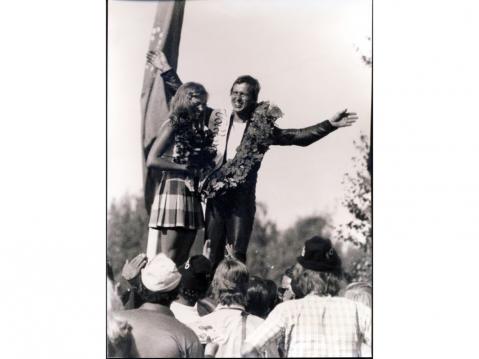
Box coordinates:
[107,236,372,358]
[107,50,370,357]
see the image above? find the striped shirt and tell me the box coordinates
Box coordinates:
[244,294,371,357]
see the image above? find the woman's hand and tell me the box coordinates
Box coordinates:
[146,50,172,73]
[329,109,359,128]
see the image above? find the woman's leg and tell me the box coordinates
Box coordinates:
[146,228,161,261]
[160,228,197,266]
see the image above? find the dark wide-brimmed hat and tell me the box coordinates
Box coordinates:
[179,255,213,292]
[297,236,342,274]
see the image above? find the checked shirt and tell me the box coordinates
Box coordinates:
[244,294,371,357]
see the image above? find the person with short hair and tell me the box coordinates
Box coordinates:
[263,278,279,315]
[189,257,268,357]
[114,253,148,310]
[277,265,295,303]
[171,254,213,327]
[114,253,204,358]
[147,51,359,270]
[246,276,270,319]
[242,236,371,358]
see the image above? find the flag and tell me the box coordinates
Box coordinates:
[141,0,185,214]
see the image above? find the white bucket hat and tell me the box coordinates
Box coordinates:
[141,253,181,292]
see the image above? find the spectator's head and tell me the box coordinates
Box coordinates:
[212,257,249,307]
[170,82,208,122]
[343,282,372,308]
[107,277,133,357]
[292,236,343,298]
[178,255,213,306]
[139,253,181,306]
[278,265,295,302]
[246,276,270,318]
[263,279,279,314]
[230,75,260,114]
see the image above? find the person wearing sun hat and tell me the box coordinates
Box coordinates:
[114,253,204,358]
[171,255,213,327]
[242,236,372,358]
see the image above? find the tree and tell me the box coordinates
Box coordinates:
[247,203,280,279]
[336,134,372,282]
[247,205,332,283]
[107,194,149,279]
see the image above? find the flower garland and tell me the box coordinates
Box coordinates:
[202,101,283,199]
[171,116,217,173]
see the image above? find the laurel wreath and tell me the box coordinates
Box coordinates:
[202,101,283,199]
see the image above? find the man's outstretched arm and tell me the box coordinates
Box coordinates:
[272,109,358,146]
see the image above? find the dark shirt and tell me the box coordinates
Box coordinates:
[114,303,204,358]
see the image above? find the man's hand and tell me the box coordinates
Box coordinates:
[329,109,359,128]
[146,50,172,73]
[225,243,236,259]
[121,253,147,281]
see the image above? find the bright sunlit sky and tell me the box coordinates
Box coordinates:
[108,0,371,230]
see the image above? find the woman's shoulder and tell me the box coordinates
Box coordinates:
[154,119,176,140]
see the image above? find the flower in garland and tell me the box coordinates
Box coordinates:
[202,101,283,199]
[171,115,217,173]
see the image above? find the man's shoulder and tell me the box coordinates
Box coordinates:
[112,308,140,321]
[246,313,264,326]
[173,317,203,342]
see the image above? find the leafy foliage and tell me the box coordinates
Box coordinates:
[247,208,332,283]
[336,134,372,282]
[107,194,149,280]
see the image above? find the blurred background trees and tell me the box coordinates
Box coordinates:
[107,194,148,279]
[335,134,372,282]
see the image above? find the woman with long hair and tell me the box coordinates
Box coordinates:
[146,82,216,266]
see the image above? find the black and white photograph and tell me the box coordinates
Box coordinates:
[107,0,372,357]
[5,0,479,358]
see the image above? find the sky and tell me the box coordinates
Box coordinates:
[108,0,371,230]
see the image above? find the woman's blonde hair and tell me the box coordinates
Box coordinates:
[212,257,249,306]
[169,82,208,124]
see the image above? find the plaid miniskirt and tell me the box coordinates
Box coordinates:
[148,172,204,230]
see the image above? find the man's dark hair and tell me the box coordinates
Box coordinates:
[139,284,179,307]
[263,278,279,313]
[246,276,270,318]
[230,75,261,102]
[179,287,205,306]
